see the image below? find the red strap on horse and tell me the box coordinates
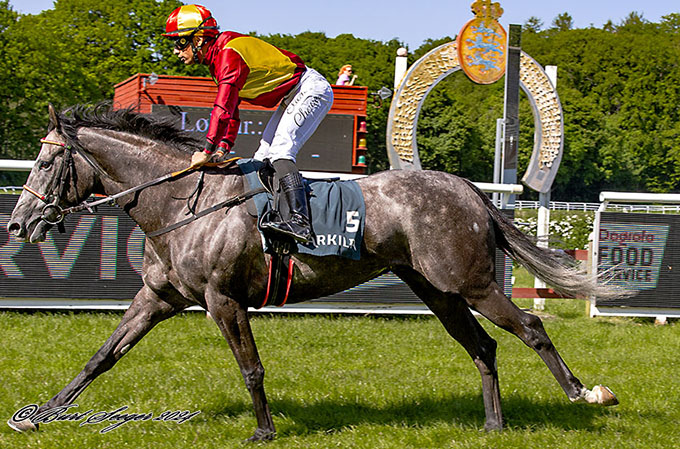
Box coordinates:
[280,259,294,307]
[260,259,275,309]
[259,255,294,309]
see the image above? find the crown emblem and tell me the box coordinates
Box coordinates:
[470,0,504,20]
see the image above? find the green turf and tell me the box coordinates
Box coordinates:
[0,305,677,448]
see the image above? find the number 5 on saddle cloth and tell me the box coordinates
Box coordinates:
[237,159,366,307]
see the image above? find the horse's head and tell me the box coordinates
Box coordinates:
[7,105,101,243]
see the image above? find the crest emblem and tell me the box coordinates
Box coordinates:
[457,0,507,84]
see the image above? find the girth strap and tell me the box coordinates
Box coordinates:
[259,241,295,308]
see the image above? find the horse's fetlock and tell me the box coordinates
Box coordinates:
[474,357,496,376]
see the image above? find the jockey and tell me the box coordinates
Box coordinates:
[163,4,333,243]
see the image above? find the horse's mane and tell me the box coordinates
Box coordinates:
[57,102,202,154]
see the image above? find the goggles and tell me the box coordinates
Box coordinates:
[172,36,193,51]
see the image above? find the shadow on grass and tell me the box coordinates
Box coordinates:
[205,392,609,436]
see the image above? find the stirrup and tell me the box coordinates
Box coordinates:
[266,216,312,244]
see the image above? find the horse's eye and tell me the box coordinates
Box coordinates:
[39,160,52,170]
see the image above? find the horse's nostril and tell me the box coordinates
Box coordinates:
[8,221,22,235]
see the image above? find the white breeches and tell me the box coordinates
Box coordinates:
[253,67,333,163]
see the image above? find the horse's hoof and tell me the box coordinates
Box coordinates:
[7,418,38,432]
[246,427,275,442]
[592,385,619,406]
[579,385,619,406]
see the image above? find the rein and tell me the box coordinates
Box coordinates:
[146,185,266,237]
[23,138,251,235]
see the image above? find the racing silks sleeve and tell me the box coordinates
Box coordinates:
[204,47,250,153]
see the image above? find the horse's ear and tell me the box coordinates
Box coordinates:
[48,103,60,132]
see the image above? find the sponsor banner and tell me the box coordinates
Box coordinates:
[596,212,680,309]
[1,197,143,299]
[1,195,511,305]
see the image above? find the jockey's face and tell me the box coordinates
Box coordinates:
[173,36,205,65]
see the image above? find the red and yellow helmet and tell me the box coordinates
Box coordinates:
[162,4,219,39]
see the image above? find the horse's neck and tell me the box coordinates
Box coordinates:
[80,128,195,232]
[80,128,184,189]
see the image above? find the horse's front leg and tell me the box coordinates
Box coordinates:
[205,287,275,441]
[8,285,183,432]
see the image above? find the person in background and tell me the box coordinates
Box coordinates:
[163,4,333,243]
[336,64,357,85]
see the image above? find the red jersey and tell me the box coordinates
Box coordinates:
[202,32,306,152]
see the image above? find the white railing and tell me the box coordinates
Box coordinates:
[1,159,524,200]
[0,159,34,171]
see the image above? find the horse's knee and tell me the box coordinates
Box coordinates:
[520,313,553,350]
[243,365,265,391]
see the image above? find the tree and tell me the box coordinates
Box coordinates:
[0,0,186,162]
[551,13,574,31]
[0,1,27,186]
[524,16,543,33]
[660,13,680,33]
[621,11,646,27]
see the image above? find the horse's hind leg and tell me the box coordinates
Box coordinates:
[8,286,182,432]
[465,283,618,406]
[395,268,504,431]
[204,287,275,441]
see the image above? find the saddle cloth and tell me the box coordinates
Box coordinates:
[237,159,365,260]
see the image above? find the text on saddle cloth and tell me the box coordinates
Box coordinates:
[237,159,365,260]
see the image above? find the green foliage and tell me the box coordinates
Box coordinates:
[0,0,185,161]
[2,2,680,199]
[515,209,595,250]
[523,21,680,199]
[523,16,543,33]
[551,13,574,31]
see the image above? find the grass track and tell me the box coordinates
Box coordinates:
[0,301,678,448]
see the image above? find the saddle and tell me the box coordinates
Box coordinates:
[238,159,366,308]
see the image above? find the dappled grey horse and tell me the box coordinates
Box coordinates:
[7,104,622,440]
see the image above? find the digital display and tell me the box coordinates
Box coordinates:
[1,196,144,299]
[152,105,355,173]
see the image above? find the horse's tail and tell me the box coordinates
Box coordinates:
[462,179,629,300]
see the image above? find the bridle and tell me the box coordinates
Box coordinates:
[23,138,197,231]
[22,137,259,237]
[23,138,83,230]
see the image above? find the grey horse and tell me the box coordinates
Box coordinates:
[7,104,622,441]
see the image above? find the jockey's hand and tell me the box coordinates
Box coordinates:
[190,151,211,168]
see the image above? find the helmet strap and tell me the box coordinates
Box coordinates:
[189,15,216,64]
[190,33,202,63]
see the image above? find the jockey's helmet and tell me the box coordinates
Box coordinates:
[163,4,219,45]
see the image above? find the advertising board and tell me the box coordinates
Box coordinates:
[595,212,680,313]
[1,195,511,311]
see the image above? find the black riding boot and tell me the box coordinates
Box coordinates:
[262,165,313,243]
